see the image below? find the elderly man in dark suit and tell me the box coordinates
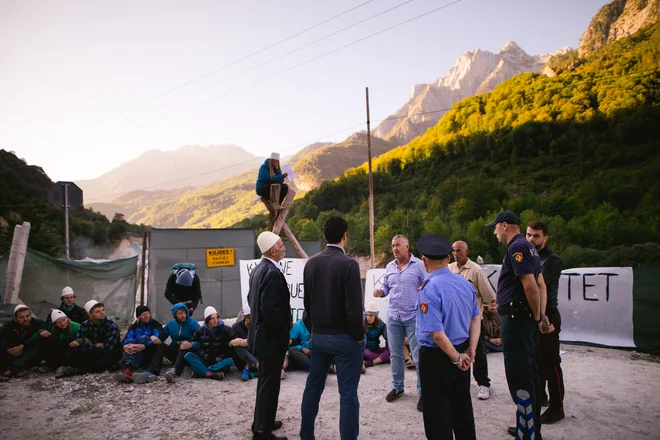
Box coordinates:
[248,231,291,440]
[300,215,365,440]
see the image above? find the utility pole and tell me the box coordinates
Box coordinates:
[366,87,375,269]
[63,182,70,259]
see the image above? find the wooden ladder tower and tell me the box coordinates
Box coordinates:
[260,184,308,258]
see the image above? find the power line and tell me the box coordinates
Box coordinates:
[123,0,417,125]
[136,0,464,128]
[93,1,376,125]
[84,67,660,202]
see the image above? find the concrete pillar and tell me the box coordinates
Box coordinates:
[2,222,30,306]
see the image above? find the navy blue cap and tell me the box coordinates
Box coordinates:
[417,234,452,260]
[485,210,520,227]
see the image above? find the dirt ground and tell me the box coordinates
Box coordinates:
[1,344,659,440]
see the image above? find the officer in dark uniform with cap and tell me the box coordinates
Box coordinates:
[415,234,481,440]
[486,211,554,440]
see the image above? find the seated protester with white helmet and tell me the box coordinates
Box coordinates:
[55,286,88,324]
[42,309,81,375]
[184,306,245,380]
[164,263,202,316]
[116,305,165,384]
[63,300,122,377]
[0,305,49,382]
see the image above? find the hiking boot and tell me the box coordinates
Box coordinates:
[38,366,51,374]
[211,372,224,381]
[280,369,288,380]
[241,367,250,381]
[364,360,374,368]
[116,369,134,384]
[133,371,158,384]
[417,397,423,412]
[55,366,79,378]
[164,370,176,384]
[361,364,366,374]
[386,389,404,402]
[478,385,490,400]
[507,427,517,437]
[541,408,565,424]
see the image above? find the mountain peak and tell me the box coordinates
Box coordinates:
[499,40,524,53]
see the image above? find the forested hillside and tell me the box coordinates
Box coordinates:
[234,22,660,268]
[0,150,144,258]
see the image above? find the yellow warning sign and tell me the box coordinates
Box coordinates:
[205,248,235,268]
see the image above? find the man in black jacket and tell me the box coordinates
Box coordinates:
[0,305,49,381]
[164,266,202,316]
[248,231,291,440]
[527,221,565,424]
[56,286,88,324]
[300,216,364,440]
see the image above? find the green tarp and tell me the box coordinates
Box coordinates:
[1,248,137,323]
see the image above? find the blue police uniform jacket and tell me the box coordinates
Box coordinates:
[496,234,541,306]
[416,267,480,347]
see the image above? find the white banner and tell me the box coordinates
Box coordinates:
[239,258,307,323]
[364,265,635,348]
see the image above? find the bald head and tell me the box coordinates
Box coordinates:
[451,240,469,267]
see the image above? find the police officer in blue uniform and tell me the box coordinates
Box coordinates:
[416,234,481,440]
[486,211,554,440]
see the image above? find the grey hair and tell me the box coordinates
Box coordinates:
[392,235,409,244]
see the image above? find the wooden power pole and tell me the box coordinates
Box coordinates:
[366,87,375,269]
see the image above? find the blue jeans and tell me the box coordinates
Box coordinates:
[387,316,421,396]
[300,333,364,440]
[183,352,234,376]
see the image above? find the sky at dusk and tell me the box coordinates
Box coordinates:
[1,0,606,182]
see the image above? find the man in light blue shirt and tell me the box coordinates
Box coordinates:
[416,234,480,440]
[373,235,427,411]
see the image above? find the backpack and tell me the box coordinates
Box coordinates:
[171,262,197,276]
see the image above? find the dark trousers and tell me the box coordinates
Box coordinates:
[66,349,122,373]
[252,351,287,437]
[538,309,565,414]
[484,339,503,353]
[501,315,543,440]
[232,346,258,370]
[0,347,43,374]
[288,347,312,371]
[257,183,288,205]
[419,342,476,440]
[164,343,192,375]
[42,339,75,369]
[472,334,490,387]
[301,333,364,440]
[120,339,166,375]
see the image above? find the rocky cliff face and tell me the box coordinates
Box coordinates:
[578,0,660,56]
[373,42,565,145]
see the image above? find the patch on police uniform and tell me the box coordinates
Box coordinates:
[513,252,523,263]
[420,302,428,314]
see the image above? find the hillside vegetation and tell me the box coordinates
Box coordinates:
[0,150,144,259]
[235,22,660,268]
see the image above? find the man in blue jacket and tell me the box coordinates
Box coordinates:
[255,152,293,206]
[116,305,165,384]
[162,303,200,383]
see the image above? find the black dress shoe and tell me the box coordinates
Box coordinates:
[386,389,404,402]
[541,408,565,424]
[507,426,517,437]
[273,420,283,430]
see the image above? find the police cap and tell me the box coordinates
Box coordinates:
[485,210,520,227]
[417,234,452,260]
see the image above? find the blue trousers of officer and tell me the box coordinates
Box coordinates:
[501,315,542,439]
